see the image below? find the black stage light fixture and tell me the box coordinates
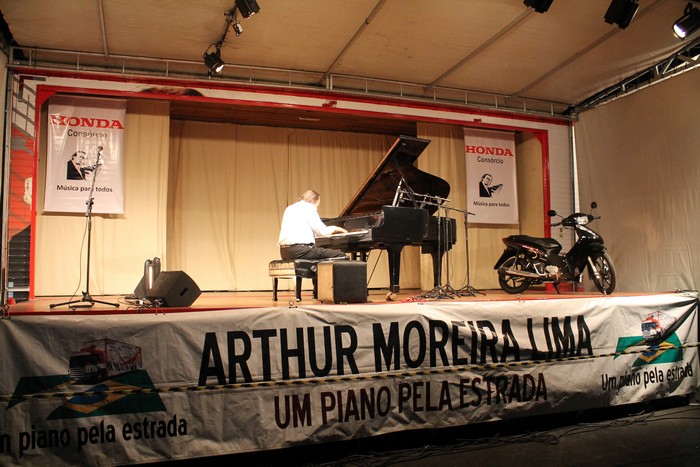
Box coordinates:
[604,0,639,29]
[202,1,259,75]
[523,0,553,13]
[235,0,260,18]
[673,2,700,39]
[203,47,225,74]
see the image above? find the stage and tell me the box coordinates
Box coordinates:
[2,287,661,315]
[0,288,698,466]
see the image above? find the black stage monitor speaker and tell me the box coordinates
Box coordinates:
[317,261,367,304]
[146,271,201,307]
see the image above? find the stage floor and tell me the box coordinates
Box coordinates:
[5,287,655,315]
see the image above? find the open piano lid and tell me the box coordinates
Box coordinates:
[338,135,450,217]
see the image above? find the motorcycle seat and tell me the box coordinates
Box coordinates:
[511,235,562,251]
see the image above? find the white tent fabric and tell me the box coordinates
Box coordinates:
[575,67,700,293]
[0,0,695,110]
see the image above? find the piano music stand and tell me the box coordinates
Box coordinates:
[400,192,455,300]
[420,203,452,300]
[438,204,459,297]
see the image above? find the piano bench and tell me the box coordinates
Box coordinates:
[268,259,321,302]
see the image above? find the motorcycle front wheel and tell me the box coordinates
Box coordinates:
[498,254,531,294]
[588,251,616,294]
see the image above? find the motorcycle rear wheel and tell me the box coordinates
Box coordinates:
[498,254,531,294]
[588,251,616,294]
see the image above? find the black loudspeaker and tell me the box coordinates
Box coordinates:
[317,261,367,303]
[146,271,201,307]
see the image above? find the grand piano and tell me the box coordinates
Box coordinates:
[316,136,457,294]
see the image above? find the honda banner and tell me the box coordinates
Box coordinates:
[464,128,518,224]
[44,96,126,214]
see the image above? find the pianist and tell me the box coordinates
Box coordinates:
[278,190,348,260]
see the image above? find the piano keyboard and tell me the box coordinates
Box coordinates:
[320,229,369,238]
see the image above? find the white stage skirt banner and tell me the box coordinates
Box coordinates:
[465,128,519,224]
[44,96,126,214]
[0,293,697,465]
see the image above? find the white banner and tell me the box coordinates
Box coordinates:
[465,128,519,224]
[44,96,126,214]
[0,293,697,465]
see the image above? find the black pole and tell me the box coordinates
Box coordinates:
[458,208,483,296]
[51,149,119,309]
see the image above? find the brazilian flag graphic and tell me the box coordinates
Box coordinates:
[7,370,166,420]
[614,333,683,367]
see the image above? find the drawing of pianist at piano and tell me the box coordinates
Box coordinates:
[479,173,503,198]
[278,190,348,261]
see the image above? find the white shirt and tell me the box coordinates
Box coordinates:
[277,200,338,246]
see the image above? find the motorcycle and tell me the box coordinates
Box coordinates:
[494,202,616,295]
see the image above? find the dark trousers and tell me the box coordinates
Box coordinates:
[280,244,346,260]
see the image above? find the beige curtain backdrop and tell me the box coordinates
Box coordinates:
[34,101,547,296]
[35,100,170,296]
[575,67,700,293]
[166,123,397,291]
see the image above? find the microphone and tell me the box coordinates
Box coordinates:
[96,146,104,166]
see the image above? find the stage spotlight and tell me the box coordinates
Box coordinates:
[673,2,700,39]
[202,1,258,75]
[604,0,639,29]
[523,0,553,13]
[203,48,225,74]
[235,0,260,18]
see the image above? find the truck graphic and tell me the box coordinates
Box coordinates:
[69,339,143,384]
[641,311,677,342]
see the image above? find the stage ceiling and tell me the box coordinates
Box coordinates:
[0,0,699,126]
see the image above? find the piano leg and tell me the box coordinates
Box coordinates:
[429,250,445,288]
[386,245,404,294]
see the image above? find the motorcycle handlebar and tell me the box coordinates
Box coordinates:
[549,202,600,227]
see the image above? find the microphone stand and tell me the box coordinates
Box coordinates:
[51,149,119,309]
[454,207,483,296]
[407,193,454,300]
[439,204,460,297]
